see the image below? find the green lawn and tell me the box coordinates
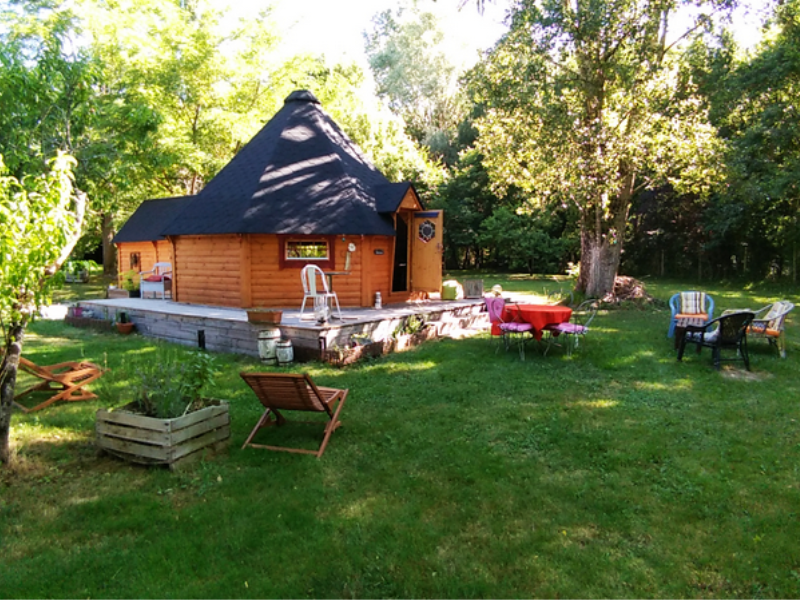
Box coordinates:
[2,276,800,598]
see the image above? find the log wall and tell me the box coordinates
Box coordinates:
[174,235,243,306]
[248,234,395,309]
[121,233,421,308]
[116,240,173,282]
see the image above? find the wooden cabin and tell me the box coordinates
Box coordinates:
[114,90,443,308]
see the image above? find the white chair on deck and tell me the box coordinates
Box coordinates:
[139,262,173,299]
[300,264,342,320]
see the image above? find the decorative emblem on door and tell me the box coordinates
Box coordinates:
[418,219,436,243]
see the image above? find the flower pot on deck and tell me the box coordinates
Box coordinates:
[246,308,283,324]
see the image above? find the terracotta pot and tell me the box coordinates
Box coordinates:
[116,322,135,334]
[247,309,282,324]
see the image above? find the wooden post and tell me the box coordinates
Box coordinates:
[361,236,372,307]
[240,234,252,308]
[168,236,178,301]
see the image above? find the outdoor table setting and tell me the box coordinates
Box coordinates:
[323,270,350,292]
[500,303,573,341]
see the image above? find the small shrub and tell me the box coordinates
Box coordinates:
[131,352,218,419]
[120,270,140,291]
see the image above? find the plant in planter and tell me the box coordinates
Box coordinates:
[392,314,436,351]
[115,311,135,334]
[120,270,141,297]
[96,352,230,468]
[64,259,92,283]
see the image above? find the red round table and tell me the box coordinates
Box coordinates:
[495,304,573,340]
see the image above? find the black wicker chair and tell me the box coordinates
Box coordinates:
[677,311,755,370]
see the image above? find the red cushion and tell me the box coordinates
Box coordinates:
[144,275,163,282]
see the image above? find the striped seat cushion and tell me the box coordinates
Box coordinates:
[675,313,708,321]
[680,292,706,315]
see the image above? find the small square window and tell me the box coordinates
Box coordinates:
[130,252,141,269]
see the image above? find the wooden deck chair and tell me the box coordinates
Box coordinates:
[13,357,105,413]
[240,372,348,458]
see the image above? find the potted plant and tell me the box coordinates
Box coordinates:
[64,260,91,283]
[115,311,135,334]
[96,352,230,469]
[391,314,436,352]
[120,270,141,298]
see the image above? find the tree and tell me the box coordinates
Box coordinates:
[706,0,800,280]
[0,0,159,276]
[470,0,729,297]
[75,0,286,274]
[365,2,469,165]
[0,153,87,465]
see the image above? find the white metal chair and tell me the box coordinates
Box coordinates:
[139,262,172,299]
[300,265,342,320]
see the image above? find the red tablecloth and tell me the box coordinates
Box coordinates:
[494,304,573,341]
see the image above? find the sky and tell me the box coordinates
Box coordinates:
[255,0,510,70]
[260,0,767,69]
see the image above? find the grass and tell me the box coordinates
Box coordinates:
[52,264,116,304]
[3,275,800,598]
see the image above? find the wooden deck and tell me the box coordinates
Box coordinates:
[77,297,491,360]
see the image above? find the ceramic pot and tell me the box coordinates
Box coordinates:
[116,322,135,334]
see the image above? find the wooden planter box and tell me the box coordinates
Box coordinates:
[65,316,115,332]
[96,400,230,470]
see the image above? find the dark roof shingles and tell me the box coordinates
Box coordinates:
[162,91,400,237]
[113,196,194,243]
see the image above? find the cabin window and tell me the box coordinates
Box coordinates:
[129,252,141,270]
[285,241,329,260]
[278,236,335,270]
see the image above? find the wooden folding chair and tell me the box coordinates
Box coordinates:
[13,356,105,413]
[240,372,348,458]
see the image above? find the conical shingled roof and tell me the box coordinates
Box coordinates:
[161,90,401,237]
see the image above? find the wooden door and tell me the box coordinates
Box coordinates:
[411,210,443,293]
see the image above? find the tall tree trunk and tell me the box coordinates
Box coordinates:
[0,325,25,465]
[102,212,116,277]
[576,170,634,298]
[579,230,622,298]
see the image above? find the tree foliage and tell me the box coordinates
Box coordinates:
[0,153,86,464]
[470,0,730,296]
[365,2,469,166]
[0,0,437,273]
[703,0,800,280]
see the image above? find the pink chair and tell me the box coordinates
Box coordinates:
[543,300,599,356]
[484,296,534,360]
